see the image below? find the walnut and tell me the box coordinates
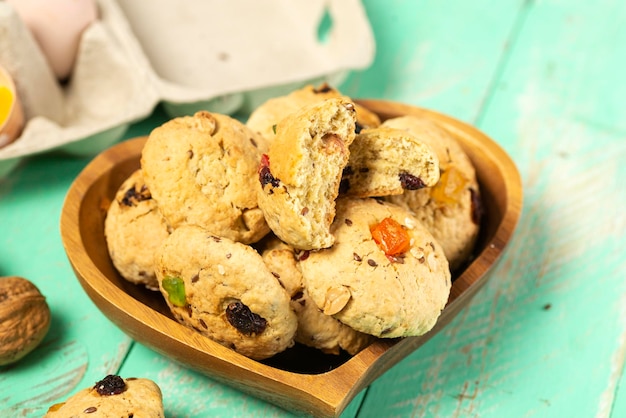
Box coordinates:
[0,276,51,366]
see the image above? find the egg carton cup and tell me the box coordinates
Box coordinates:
[0,0,374,177]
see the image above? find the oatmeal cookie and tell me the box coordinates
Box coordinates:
[246,83,380,143]
[141,110,270,244]
[341,126,440,198]
[261,236,374,355]
[45,375,164,417]
[155,225,297,360]
[256,97,357,250]
[299,197,451,338]
[382,115,482,271]
[104,169,170,290]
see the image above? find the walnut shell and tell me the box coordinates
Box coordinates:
[0,276,51,366]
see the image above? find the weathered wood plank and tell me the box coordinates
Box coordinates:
[341,0,525,122]
[3,1,624,417]
[355,0,626,417]
[118,343,367,417]
[0,155,134,416]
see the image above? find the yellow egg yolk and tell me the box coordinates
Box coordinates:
[0,86,14,127]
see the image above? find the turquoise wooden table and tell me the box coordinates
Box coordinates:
[2,1,625,416]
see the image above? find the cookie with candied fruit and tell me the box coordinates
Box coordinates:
[298,197,451,338]
[382,116,482,271]
[155,225,297,360]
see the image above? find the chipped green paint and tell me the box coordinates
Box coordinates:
[1,1,625,417]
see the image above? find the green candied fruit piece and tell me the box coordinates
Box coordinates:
[162,276,186,307]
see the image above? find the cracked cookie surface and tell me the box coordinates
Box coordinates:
[261,236,374,355]
[341,126,440,198]
[382,116,482,271]
[104,169,170,290]
[246,83,380,143]
[256,98,357,250]
[155,225,297,360]
[141,111,269,244]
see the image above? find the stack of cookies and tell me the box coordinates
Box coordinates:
[104,84,482,360]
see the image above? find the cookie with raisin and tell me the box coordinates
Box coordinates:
[45,375,164,417]
[104,169,170,290]
[256,97,357,250]
[341,126,440,198]
[155,225,297,360]
[261,236,374,355]
[298,197,451,338]
[141,110,270,245]
[246,83,380,143]
[382,115,482,271]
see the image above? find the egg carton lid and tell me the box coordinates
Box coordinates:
[0,0,374,164]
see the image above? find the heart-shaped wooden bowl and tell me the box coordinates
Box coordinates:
[60,100,522,417]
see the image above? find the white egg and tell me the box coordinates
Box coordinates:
[6,0,98,80]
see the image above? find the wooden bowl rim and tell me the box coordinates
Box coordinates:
[60,99,522,417]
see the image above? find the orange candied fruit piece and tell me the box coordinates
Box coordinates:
[370,217,411,256]
[430,166,469,206]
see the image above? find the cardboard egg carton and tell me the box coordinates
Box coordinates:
[0,0,374,177]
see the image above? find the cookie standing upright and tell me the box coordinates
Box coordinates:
[261,236,374,355]
[299,197,451,338]
[341,126,440,198]
[141,110,270,245]
[246,83,380,143]
[104,169,170,290]
[155,225,297,360]
[382,115,482,271]
[257,97,357,250]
